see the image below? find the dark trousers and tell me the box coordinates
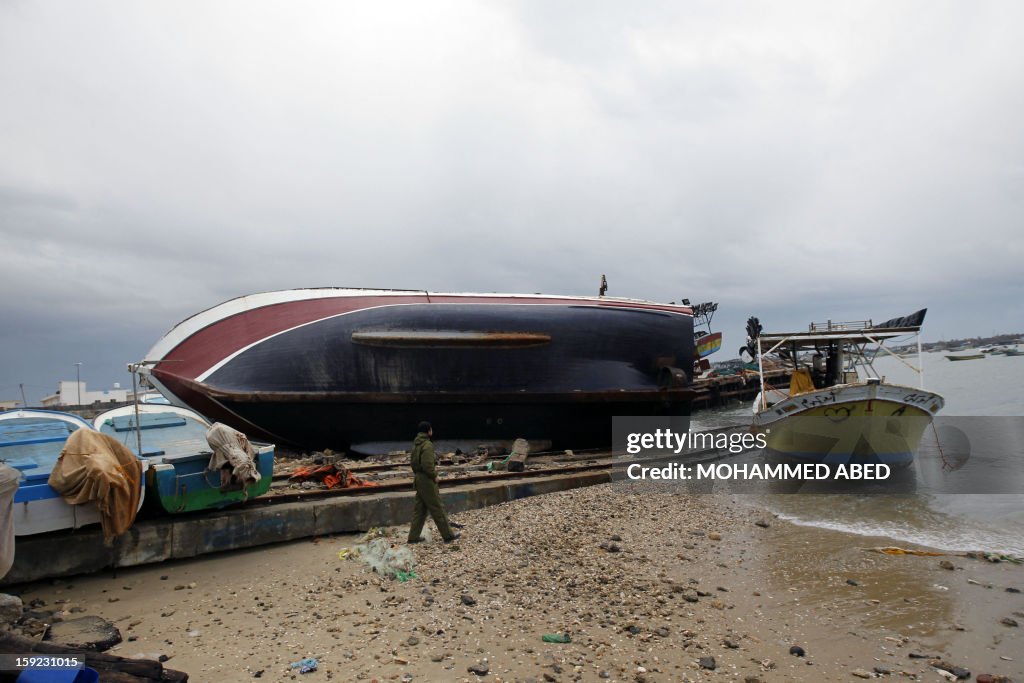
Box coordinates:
[408,472,454,541]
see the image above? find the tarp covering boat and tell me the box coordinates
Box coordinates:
[0,464,19,578]
[205,423,261,493]
[48,430,143,540]
[789,368,815,396]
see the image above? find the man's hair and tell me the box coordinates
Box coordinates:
[417,421,432,434]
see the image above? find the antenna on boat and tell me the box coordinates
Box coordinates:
[599,274,608,297]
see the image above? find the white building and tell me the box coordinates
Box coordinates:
[40,381,133,407]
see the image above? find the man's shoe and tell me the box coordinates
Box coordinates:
[443,533,461,543]
[408,537,426,544]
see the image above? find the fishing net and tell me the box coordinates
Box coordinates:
[341,528,417,581]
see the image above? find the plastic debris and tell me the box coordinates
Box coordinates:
[541,633,572,643]
[966,551,1023,564]
[865,547,1024,564]
[290,658,318,674]
[344,528,417,580]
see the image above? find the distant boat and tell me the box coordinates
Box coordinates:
[946,354,985,361]
[94,404,274,514]
[690,301,722,378]
[750,310,943,470]
[695,331,723,358]
[0,409,145,535]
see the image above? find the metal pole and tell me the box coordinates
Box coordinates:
[19,383,27,408]
[917,332,924,389]
[131,364,143,456]
[757,338,766,410]
[74,362,82,405]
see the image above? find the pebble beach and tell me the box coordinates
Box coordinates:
[12,484,1024,682]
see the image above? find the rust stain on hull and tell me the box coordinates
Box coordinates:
[351,330,552,348]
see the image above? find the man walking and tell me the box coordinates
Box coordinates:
[408,421,460,544]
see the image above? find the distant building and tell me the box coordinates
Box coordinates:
[40,381,133,407]
[0,400,19,411]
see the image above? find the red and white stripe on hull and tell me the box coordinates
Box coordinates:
[145,288,694,381]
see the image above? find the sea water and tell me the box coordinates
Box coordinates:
[692,349,1024,556]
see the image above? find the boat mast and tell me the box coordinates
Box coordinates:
[129,362,143,457]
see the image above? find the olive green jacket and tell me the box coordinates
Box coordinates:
[410,432,437,479]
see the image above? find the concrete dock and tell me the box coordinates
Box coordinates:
[3,469,610,585]
[3,390,770,586]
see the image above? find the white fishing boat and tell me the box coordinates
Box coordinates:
[749,310,944,469]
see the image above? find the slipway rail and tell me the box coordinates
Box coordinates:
[262,459,618,505]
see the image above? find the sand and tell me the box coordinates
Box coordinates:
[12,485,1024,682]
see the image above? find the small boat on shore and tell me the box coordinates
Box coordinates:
[94,404,274,514]
[0,409,146,535]
[946,354,985,361]
[750,310,944,469]
[140,288,697,452]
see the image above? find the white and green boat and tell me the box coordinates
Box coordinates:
[94,403,274,514]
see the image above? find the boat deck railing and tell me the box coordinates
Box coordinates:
[808,319,873,332]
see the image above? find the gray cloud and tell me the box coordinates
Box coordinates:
[1,1,1022,400]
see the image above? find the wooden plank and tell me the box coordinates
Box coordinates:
[0,631,188,681]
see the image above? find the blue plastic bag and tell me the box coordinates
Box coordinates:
[17,666,99,683]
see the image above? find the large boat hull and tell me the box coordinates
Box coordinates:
[144,290,696,451]
[199,392,689,453]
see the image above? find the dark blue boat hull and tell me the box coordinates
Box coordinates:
[150,297,695,452]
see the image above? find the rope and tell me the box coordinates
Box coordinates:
[930,420,954,471]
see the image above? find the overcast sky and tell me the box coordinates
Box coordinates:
[2,1,1022,401]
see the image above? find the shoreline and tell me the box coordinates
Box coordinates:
[8,485,1023,682]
